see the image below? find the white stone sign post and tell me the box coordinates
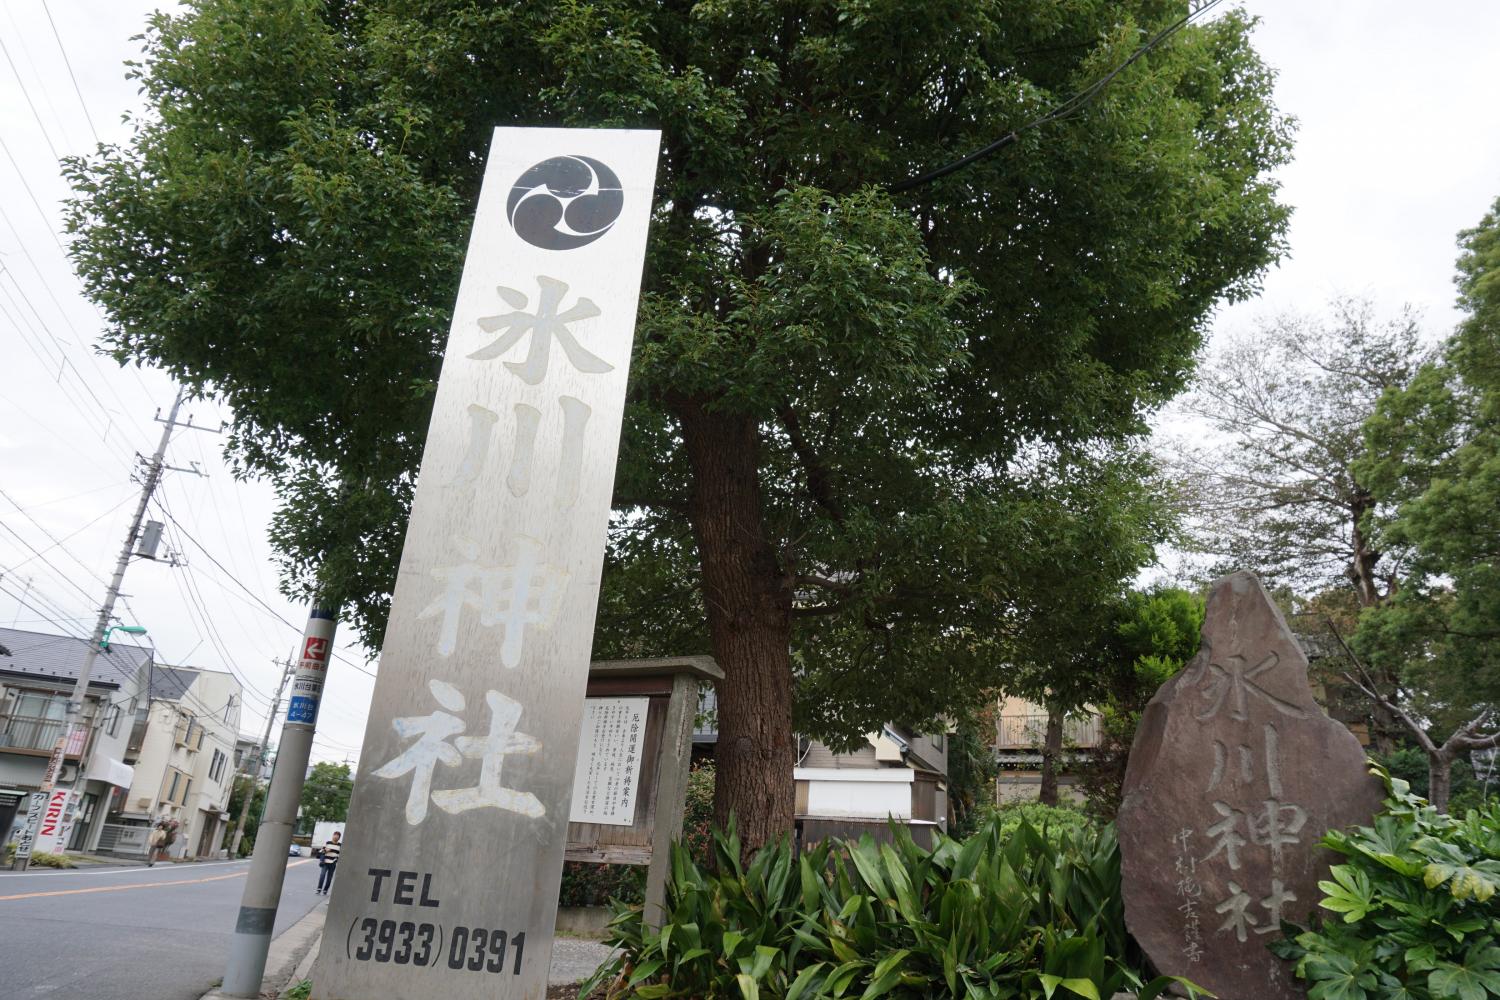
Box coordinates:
[312,127,659,1000]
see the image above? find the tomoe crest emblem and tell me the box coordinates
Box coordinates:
[507,155,624,250]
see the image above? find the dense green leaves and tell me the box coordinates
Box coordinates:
[1354,198,1500,738]
[588,814,1202,999]
[299,761,354,823]
[65,0,1292,835]
[1274,772,1500,1000]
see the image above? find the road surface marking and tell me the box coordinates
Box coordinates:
[0,858,254,878]
[0,860,311,901]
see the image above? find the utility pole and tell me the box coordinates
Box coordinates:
[223,602,338,997]
[11,387,215,871]
[227,657,293,856]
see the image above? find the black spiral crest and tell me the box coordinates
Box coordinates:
[506,155,624,251]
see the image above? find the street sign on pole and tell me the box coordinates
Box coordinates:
[312,127,659,1000]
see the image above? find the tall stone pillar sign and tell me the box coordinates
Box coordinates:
[1119,571,1384,999]
[312,127,659,1000]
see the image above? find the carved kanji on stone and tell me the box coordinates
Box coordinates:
[1118,571,1384,999]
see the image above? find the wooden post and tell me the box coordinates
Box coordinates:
[567,656,721,930]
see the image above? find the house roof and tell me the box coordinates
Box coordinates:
[0,625,152,691]
[148,665,200,702]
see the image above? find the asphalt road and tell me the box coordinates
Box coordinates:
[0,857,321,1000]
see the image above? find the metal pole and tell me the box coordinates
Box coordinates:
[222,603,337,997]
[10,388,186,871]
[228,658,292,856]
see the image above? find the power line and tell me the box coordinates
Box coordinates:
[153,503,378,680]
[0,32,61,162]
[887,0,1227,193]
[1,489,135,576]
[39,0,102,145]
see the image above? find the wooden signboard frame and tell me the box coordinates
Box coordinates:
[566,655,721,928]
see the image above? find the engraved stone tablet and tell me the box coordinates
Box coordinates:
[1119,571,1384,999]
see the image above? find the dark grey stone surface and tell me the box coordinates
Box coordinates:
[1119,571,1384,1000]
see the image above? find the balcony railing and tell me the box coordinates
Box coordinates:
[996,713,1102,750]
[0,713,95,756]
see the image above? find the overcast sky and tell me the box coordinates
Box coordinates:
[1,2,1497,766]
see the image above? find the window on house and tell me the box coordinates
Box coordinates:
[165,770,180,803]
[105,703,122,737]
[209,749,227,784]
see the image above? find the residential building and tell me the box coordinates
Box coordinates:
[992,695,1103,804]
[693,687,950,846]
[0,626,151,853]
[100,665,243,859]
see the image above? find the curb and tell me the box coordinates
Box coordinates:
[199,903,326,1000]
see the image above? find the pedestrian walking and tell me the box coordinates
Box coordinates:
[146,817,177,866]
[315,830,341,894]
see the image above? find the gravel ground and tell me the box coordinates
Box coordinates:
[549,935,617,986]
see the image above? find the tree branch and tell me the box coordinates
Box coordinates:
[1327,618,1438,756]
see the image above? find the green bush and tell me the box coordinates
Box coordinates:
[989,801,1094,841]
[1273,771,1500,1000]
[2,844,75,869]
[30,851,76,869]
[587,814,1199,999]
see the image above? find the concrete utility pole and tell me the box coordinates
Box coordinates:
[227,657,293,857]
[222,604,338,997]
[11,387,211,871]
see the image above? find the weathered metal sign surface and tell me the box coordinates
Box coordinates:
[313,127,660,1000]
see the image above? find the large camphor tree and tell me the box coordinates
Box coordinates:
[66,0,1291,847]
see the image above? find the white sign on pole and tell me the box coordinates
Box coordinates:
[568,696,649,826]
[32,788,72,854]
[313,127,659,1000]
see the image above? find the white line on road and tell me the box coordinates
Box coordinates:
[0,858,253,878]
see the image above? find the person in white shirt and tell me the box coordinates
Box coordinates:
[316,830,341,894]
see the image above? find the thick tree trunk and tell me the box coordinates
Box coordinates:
[1429,750,1454,814]
[677,401,795,851]
[1038,703,1065,807]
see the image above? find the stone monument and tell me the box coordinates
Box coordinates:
[1118,571,1385,999]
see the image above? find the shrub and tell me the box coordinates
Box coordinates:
[989,801,1094,841]
[560,860,647,908]
[1273,770,1500,1000]
[30,851,75,869]
[587,814,1199,999]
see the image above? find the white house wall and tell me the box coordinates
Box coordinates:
[794,767,914,820]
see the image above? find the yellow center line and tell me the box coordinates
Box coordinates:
[0,859,311,902]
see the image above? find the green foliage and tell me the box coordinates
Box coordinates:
[587,814,1198,999]
[299,762,354,824]
[227,777,267,854]
[1076,587,1204,819]
[25,851,76,869]
[1376,746,1490,813]
[947,713,1001,840]
[988,801,1095,842]
[284,979,313,1000]
[1355,198,1500,737]
[1273,771,1500,1000]
[0,847,76,868]
[66,0,1292,835]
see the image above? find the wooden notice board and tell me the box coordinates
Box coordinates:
[566,655,721,927]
